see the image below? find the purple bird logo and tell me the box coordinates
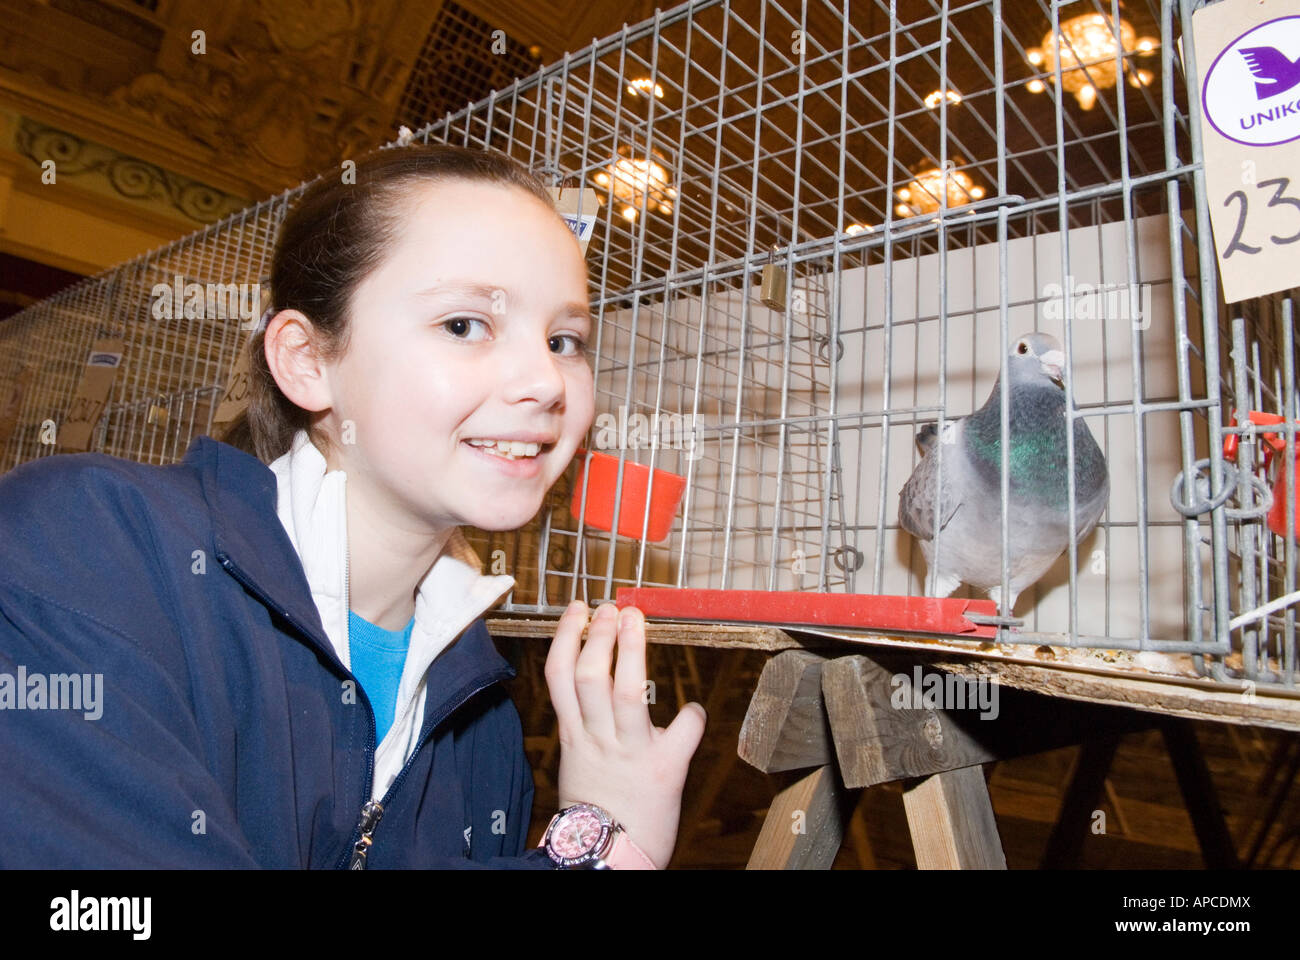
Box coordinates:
[1203,17,1300,147]
[1239,45,1300,100]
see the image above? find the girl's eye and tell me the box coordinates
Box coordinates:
[550,334,589,357]
[441,316,489,340]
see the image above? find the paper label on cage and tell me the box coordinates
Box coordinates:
[0,363,36,447]
[59,338,125,452]
[548,187,600,257]
[1192,0,1300,303]
[214,284,270,426]
[212,337,253,426]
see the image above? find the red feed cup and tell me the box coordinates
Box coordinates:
[1268,454,1300,540]
[570,447,687,543]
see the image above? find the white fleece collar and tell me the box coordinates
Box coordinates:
[268,429,515,800]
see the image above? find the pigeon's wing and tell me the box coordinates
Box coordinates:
[1239,46,1287,81]
[899,443,963,541]
[1070,462,1110,545]
[1067,426,1110,545]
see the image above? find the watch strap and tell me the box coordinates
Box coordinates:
[599,829,658,870]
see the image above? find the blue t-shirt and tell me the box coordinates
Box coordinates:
[348,610,415,745]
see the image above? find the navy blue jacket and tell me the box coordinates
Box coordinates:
[0,434,553,868]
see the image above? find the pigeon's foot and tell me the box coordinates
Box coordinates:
[987,584,1020,616]
[926,571,963,598]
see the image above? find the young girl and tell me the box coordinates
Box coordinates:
[0,144,705,869]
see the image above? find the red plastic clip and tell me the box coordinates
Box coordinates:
[1223,410,1289,465]
[1222,411,1300,539]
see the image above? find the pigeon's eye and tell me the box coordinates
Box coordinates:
[1016,342,1028,355]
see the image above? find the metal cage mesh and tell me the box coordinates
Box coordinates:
[1,0,1295,688]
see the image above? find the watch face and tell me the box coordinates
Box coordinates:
[552,808,605,860]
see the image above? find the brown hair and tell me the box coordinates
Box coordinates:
[218,143,559,463]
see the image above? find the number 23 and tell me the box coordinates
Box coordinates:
[1222,177,1300,258]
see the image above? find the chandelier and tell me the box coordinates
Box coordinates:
[591,147,677,222]
[895,164,985,217]
[1025,12,1157,109]
[626,77,665,99]
[924,89,962,109]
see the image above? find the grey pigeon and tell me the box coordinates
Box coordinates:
[898,332,1109,612]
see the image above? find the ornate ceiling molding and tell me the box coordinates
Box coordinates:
[0,0,662,203]
[0,0,439,196]
[14,115,247,224]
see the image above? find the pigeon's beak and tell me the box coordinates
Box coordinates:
[1040,349,1065,388]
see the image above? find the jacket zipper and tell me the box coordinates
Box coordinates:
[347,799,384,869]
[218,547,510,870]
[337,531,513,869]
[217,551,380,869]
[216,553,351,679]
[341,538,385,870]
[343,669,512,869]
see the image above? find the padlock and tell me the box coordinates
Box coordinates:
[760,245,787,311]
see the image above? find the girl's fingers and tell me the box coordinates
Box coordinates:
[544,600,588,728]
[573,601,619,738]
[611,605,652,744]
[662,700,708,762]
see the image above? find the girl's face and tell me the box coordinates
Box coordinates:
[319,179,595,533]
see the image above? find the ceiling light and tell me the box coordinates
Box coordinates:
[1024,13,1159,109]
[591,146,676,219]
[924,89,963,109]
[895,165,985,216]
[627,78,665,99]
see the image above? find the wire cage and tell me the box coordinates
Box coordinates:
[0,0,1296,690]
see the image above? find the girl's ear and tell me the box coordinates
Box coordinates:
[263,309,335,414]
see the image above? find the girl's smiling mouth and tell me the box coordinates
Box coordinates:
[464,437,549,458]
[461,437,557,475]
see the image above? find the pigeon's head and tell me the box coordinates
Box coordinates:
[1010,332,1065,389]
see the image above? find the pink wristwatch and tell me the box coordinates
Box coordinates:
[540,803,658,869]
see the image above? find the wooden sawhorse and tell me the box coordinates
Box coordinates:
[740,649,1239,869]
[484,615,1292,868]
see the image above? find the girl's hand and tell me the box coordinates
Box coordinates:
[545,600,706,869]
